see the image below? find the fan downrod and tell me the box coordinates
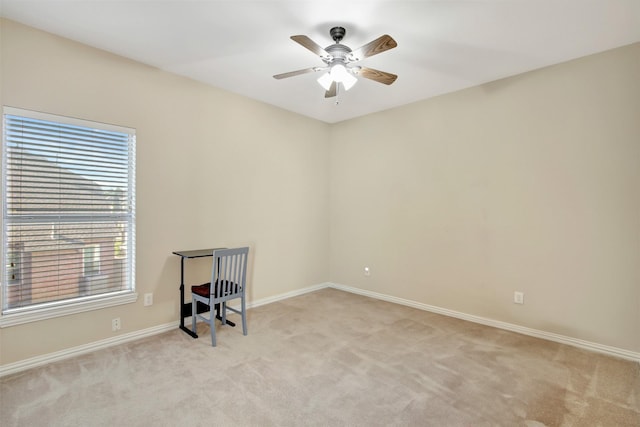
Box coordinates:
[330,26,346,43]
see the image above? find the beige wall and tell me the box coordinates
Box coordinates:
[330,43,640,353]
[0,19,330,365]
[1,18,638,367]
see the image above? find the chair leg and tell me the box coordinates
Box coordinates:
[210,314,216,347]
[241,296,247,336]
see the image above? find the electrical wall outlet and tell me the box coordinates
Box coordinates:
[112,317,121,331]
[144,293,153,306]
[514,291,524,305]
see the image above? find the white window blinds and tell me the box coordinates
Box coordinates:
[2,108,136,314]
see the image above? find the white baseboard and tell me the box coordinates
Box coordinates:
[3,281,637,377]
[0,322,178,378]
[247,282,329,309]
[0,283,330,378]
[328,282,640,363]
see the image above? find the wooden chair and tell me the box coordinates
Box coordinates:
[191,247,249,346]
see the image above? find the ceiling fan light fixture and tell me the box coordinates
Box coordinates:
[317,72,333,90]
[340,71,357,90]
[330,63,348,82]
[327,63,357,91]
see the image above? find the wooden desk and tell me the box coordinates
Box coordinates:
[172,248,234,338]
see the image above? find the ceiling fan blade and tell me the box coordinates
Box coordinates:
[325,81,337,98]
[273,67,321,80]
[349,35,397,61]
[358,67,398,85]
[291,35,331,60]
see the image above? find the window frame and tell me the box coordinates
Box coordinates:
[0,107,137,327]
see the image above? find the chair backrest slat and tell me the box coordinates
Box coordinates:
[211,247,249,303]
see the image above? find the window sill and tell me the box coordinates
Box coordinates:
[0,291,138,328]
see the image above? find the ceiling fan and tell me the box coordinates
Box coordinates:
[273,26,398,98]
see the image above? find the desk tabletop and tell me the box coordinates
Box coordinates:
[172,248,226,258]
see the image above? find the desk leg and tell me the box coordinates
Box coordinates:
[179,256,198,339]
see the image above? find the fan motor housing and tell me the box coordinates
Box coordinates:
[324,43,352,64]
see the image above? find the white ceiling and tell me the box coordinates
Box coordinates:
[1,0,639,123]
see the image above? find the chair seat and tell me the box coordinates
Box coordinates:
[191,280,240,298]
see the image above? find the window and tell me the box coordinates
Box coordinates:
[1,107,136,324]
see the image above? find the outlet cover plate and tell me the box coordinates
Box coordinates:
[144,293,153,306]
[514,291,524,304]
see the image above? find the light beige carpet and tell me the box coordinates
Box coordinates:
[1,288,639,426]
